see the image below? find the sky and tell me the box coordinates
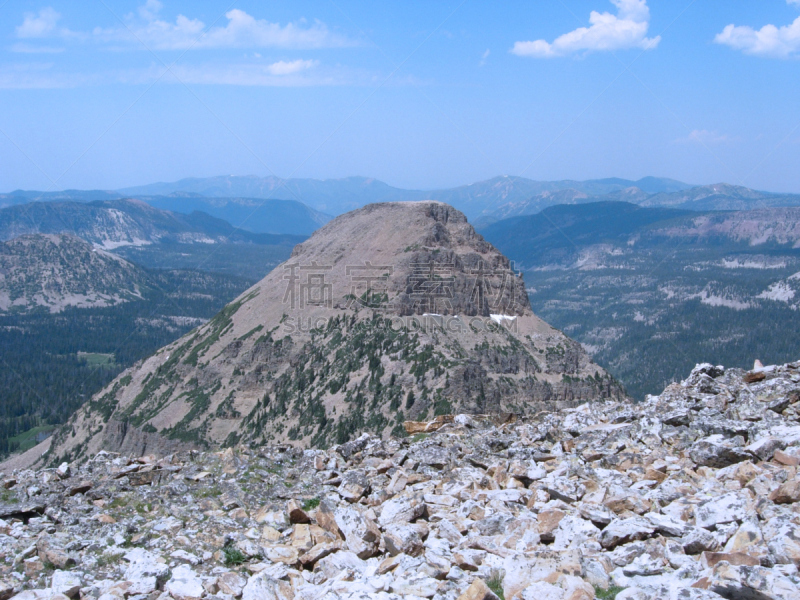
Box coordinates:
[1,0,800,193]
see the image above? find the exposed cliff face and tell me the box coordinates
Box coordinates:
[46,202,624,463]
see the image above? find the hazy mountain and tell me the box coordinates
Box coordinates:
[479,183,800,224]
[117,174,693,218]
[479,202,694,268]
[11,175,800,225]
[144,196,331,236]
[47,201,623,461]
[0,199,303,249]
[0,190,122,204]
[119,175,422,217]
[0,234,148,313]
[639,183,800,211]
[1,192,329,236]
[480,202,800,398]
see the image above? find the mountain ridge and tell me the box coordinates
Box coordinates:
[43,201,624,464]
[7,176,800,225]
[0,233,147,313]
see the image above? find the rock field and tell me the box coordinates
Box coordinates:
[1,360,800,600]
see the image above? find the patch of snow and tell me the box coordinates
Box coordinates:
[757,281,796,303]
[490,314,517,324]
[721,258,786,269]
[693,291,752,310]
[94,238,152,250]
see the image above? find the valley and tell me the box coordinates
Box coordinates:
[481,203,800,398]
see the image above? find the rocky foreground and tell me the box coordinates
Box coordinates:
[1,361,800,600]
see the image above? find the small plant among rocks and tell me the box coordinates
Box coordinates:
[594,585,625,599]
[487,571,505,600]
[302,497,320,511]
[223,546,246,567]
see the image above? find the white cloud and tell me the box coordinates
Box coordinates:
[677,130,734,145]
[94,5,352,50]
[16,7,62,38]
[511,0,660,58]
[479,49,490,66]
[0,63,94,89]
[10,43,65,54]
[264,59,318,75]
[714,15,800,58]
[0,59,330,89]
[138,0,163,22]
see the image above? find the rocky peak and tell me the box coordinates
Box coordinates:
[39,201,622,463]
[284,201,529,317]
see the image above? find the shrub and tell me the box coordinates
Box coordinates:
[487,571,505,600]
[302,497,321,511]
[223,546,246,567]
[594,585,625,600]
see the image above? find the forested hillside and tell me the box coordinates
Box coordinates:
[482,202,800,398]
[0,268,252,456]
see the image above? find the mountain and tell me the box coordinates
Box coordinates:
[143,196,331,236]
[43,201,623,463]
[639,183,800,211]
[119,176,422,217]
[0,191,329,237]
[479,202,696,269]
[0,257,254,456]
[0,199,302,248]
[11,175,800,223]
[479,183,800,224]
[0,199,304,280]
[0,234,148,313]
[117,174,694,219]
[480,202,800,398]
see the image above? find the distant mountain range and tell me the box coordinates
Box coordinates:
[118,174,694,218]
[479,201,800,398]
[0,199,305,280]
[5,176,800,232]
[0,199,303,249]
[0,193,327,237]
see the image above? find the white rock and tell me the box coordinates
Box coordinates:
[166,565,204,600]
[242,571,293,600]
[695,492,750,529]
[123,548,170,595]
[521,581,564,600]
[51,571,82,598]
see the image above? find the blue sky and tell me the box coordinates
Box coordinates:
[1,0,800,193]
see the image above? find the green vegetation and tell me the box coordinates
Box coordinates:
[223,546,247,567]
[96,551,124,567]
[302,497,321,511]
[411,433,429,443]
[0,268,252,457]
[7,425,55,454]
[483,202,800,399]
[0,489,19,504]
[487,571,505,600]
[78,352,116,368]
[115,242,294,281]
[594,585,625,599]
